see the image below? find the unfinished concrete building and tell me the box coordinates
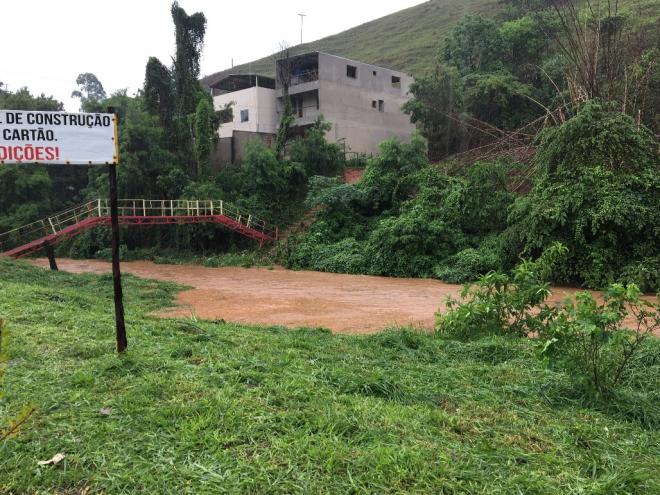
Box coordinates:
[275,52,415,157]
[210,52,415,165]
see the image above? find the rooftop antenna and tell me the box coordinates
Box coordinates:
[298,13,307,45]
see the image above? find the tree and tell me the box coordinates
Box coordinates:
[144,57,174,134]
[288,117,343,177]
[193,96,215,176]
[508,102,660,289]
[463,71,538,129]
[403,66,466,161]
[171,1,206,117]
[71,73,107,112]
[443,15,504,74]
[274,44,295,158]
[0,87,64,231]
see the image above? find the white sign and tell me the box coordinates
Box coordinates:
[0,110,118,165]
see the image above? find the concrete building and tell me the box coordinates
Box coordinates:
[276,52,415,157]
[210,52,415,165]
[209,74,277,164]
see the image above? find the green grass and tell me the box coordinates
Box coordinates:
[92,247,273,270]
[1,258,659,494]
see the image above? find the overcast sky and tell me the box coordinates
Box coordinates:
[1,0,425,111]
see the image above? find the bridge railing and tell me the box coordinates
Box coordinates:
[0,218,51,253]
[1,198,277,254]
[0,201,99,253]
[93,199,276,239]
[49,201,99,232]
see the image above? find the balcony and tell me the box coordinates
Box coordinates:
[291,69,319,86]
[277,104,321,127]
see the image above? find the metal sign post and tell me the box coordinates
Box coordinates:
[108,163,127,353]
[107,108,127,353]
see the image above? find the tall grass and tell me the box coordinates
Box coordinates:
[0,258,658,493]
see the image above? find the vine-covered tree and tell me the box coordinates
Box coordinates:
[193,96,215,175]
[143,57,174,134]
[143,2,219,176]
[171,1,206,117]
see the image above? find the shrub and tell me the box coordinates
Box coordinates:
[286,236,369,275]
[436,242,567,339]
[618,256,660,294]
[508,102,660,288]
[540,284,660,395]
[288,117,344,177]
[434,247,500,284]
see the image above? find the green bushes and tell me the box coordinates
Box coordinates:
[436,244,660,396]
[619,256,660,294]
[508,102,660,290]
[288,117,344,177]
[541,284,660,395]
[436,242,567,339]
[286,103,659,292]
[285,139,518,279]
[433,247,500,284]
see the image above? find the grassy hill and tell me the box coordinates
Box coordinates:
[201,0,660,89]
[201,0,499,87]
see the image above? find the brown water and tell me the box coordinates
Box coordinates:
[31,258,655,334]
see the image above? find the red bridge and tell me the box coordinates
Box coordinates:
[0,199,278,258]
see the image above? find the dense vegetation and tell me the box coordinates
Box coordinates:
[1,2,659,492]
[404,0,659,160]
[1,259,659,493]
[283,0,659,291]
[284,100,659,291]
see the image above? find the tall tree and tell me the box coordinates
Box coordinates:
[71,73,107,112]
[193,96,215,176]
[171,1,207,117]
[144,57,175,136]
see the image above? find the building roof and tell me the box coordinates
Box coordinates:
[209,73,276,93]
[201,50,412,90]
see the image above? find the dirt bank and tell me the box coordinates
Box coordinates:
[32,259,654,334]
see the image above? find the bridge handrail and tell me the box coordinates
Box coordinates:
[91,199,276,238]
[1,198,277,253]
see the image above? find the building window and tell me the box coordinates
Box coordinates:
[391,76,401,88]
[240,109,249,122]
[347,65,357,79]
[378,100,384,112]
[372,100,377,109]
[373,70,377,76]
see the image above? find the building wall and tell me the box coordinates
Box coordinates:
[213,86,278,138]
[210,137,234,171]
[286,53,416,155]
[232,131,275,163]
[316,52,413,95]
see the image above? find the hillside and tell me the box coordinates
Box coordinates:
[201,0,499,87]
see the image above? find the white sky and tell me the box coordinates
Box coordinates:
[1,0,425,111]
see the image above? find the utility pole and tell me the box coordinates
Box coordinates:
[298,13,306,45]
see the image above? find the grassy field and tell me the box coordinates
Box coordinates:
[1,258,659,494]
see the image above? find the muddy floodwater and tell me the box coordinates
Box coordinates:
[32,259,654,334]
